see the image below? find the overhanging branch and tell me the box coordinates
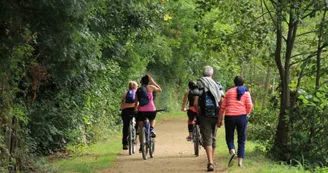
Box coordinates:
[289,49,328,67]
[296,30,318,37]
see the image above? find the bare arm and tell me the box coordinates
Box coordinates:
[134,92,139,113]
[148,75,162,92]
[217,97,225,127]
[194,96,200,116]
[181,91,189,112]
[245,92,253,115]
[120,93,125,110]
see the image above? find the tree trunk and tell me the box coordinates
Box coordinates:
[315,8,327,89]
[81,125,87,145]
[273,0,287,156]
[273,1,298,160]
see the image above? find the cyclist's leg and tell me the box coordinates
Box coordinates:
[150,119,156,128]
[147,111,157,137]
[137,112,146,151]
[121,109,131,149]
[187,110,196,140]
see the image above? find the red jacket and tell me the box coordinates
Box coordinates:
[219,87,253,116]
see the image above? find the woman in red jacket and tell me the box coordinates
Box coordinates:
[218,76,253,168]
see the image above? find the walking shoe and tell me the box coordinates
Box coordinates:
[139,145,142,153]
[238,164,245,168]
[123,145,128,150]
[186,136,193,141]
[228,153,237,167]
[207,163,214,172]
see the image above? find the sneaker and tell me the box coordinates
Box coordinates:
[123,145,128,150]
[186,136,193,141]
[238,164,245,168]
[139,146,142,153]
[150,130,156,138]
[228,153,237,167]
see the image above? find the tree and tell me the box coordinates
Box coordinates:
[264,0,328,162]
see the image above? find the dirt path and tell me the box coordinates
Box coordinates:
[104,118,228,173]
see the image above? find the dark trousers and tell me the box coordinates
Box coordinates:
[224,114,248,158]
[121,108,135,145]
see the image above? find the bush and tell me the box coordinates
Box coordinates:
[247,107,278,151]
[288,88,328,168]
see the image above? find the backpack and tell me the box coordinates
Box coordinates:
[198,89,217,117]
[188,90,196,107]
[125,89,136,103]
[136,86,149,106]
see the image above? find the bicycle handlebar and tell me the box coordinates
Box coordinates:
[155,109,166,113]
[119,108,166,113]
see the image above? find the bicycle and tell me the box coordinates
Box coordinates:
[193,119,202,156]
[140,109,165,160]
[128,114,137,155]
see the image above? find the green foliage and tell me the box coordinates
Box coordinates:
[248,107,278,151]
[287,86,328,168]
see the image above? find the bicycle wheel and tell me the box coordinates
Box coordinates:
[128,125,133,155]
[128,123,136,155]
[193,125,200,156]
[132,124,136,154]
[141,127,148,160]
[149,138,155,158]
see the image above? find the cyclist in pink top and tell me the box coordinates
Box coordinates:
[134,75,162,152]
[218,76,253,168]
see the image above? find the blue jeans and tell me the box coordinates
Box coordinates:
[224,114,248,158]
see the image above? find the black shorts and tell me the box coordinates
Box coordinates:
[121,108,135,118]
[137,111,156,121]
[187,110,197,121]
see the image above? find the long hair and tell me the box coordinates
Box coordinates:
[141,75,149,85]
[234,76,247,100]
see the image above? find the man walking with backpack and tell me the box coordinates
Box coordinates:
[193,66,224,171]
